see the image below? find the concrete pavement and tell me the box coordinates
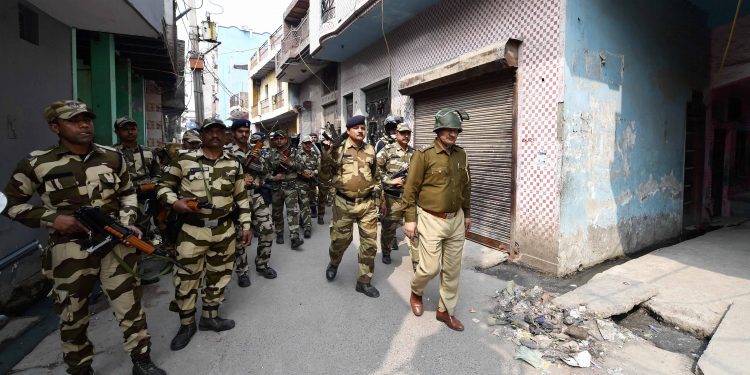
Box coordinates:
[12,220,539,375]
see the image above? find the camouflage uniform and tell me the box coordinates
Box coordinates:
[376,139,417,264]
[295,143,319,234]
[320,135,382,285]
[4,143,150,373]
[228,142,274,276]
[156,148,251,325]
[266,143,302,243]
[113,143,161,236]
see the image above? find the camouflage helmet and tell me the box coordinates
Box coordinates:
[383,115,403,130]
[433,108,469,133]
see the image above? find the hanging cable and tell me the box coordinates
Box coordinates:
[720,0,744,73]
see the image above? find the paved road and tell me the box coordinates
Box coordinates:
[13,219,535,375]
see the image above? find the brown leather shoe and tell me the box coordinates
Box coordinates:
[409,292,423,317]
[436,309,464,331]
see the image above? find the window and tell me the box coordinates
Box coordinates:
[18,3,39,45]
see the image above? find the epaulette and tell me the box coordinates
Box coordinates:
[96,144,119,153]
[417,144,434,152]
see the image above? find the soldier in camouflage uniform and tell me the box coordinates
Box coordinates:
[295,135,319,239]
[157,118,252,351]
[314,132,332,225]
[2,100,165,375]
[227,119,276,288]
[376,122,417,267]
[320,115,384,298]
[266,130,304,249]
[375,115,402,154]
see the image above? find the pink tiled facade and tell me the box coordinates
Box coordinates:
[338,0,565,268]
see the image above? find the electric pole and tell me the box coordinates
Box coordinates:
[187,0,204,122]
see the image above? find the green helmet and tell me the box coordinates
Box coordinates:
[433,108,469,133]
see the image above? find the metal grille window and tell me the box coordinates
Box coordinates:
[412,72,516,248]
[321,0,335,23]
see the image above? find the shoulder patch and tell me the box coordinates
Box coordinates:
[418,144,434,152]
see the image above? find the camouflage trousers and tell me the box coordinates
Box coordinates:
[329,194,378,284]
[43,242,150,373]
[271,181,301,239]
[173,220,236,325]
[297,180,316,230]
[381,195,419,267]
[235,192,275,275]
[317,180,333,218]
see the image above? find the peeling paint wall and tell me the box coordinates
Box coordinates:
[559,0,709,274]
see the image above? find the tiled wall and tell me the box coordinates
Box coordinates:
[339,0,565,270]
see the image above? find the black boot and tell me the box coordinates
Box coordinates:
[131,353,166,375]
[237,274,251,287]
[291,237,304,249]
[317,216,325,225]
[311,207,317,218]
[256,266,277,279]
[276,233,284,244]
[355,283,380,298]
[170,322,196,351]
[326,263,338,281]
[198,316,235,332]
[391,239,399,252]
[303,229,311,239]
[382,253,391,264]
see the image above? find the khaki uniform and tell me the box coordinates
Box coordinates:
[157,148,251,325]
[376,142,417,262]
[3,143,150,373]
[403,139,471,316]
[228,143,274,273]
[266,145,301,240]
[320,138,382,284]
[295,148,319,232]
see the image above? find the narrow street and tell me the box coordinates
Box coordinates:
[12,225,534,374]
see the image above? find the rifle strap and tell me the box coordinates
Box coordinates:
[110,250,174,281]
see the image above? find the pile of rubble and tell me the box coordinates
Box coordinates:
[488,281,636,370]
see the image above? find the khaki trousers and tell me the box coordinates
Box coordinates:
[410,206,465,316]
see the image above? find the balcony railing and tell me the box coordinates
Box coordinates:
[249,26,284,74]
[272,90,285,110]
[321,0,335,23]
[260,98,270,114]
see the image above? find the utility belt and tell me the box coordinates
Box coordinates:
[182,214,231,228]
[269,179,297,191]
[336,191,372,204]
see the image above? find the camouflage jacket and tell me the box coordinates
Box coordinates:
[375,134,395,154]
[227,142,269,190]
[113,143,160,185]
[320,137,381,201]
[295,149,319,185]
[376,142,414,194]
[156,148,252,229]
[3,143,138,241]
[265,145,299,181]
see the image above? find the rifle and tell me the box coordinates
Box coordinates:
[136,182,156,193]
[244,135,266,174]
[73,206,190,273]
[185,199,228,214]
[390,167,408,181]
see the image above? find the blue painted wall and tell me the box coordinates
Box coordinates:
[558,0,709,273]
[216,27,267,120]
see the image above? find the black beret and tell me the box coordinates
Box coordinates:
[346,115,366,128]
[230,118,251,130]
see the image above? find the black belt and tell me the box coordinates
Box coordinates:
[183,215,230,228]
[336,191,371,203]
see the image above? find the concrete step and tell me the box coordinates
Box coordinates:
[697,299,750,375]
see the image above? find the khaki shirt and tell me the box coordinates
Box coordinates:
[377,142,414,194]
[402,139,471,222]
[156,148,251,229]
[3,143,138,241]
[320,137,381,200]
[113,144,160,185]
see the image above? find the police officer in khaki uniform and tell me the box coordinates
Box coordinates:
[403,108,471,331]
[157,118,252,350]
[3,100,165,374]
[320,115,383,298]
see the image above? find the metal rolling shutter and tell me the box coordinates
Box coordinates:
[412,72,515,248]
